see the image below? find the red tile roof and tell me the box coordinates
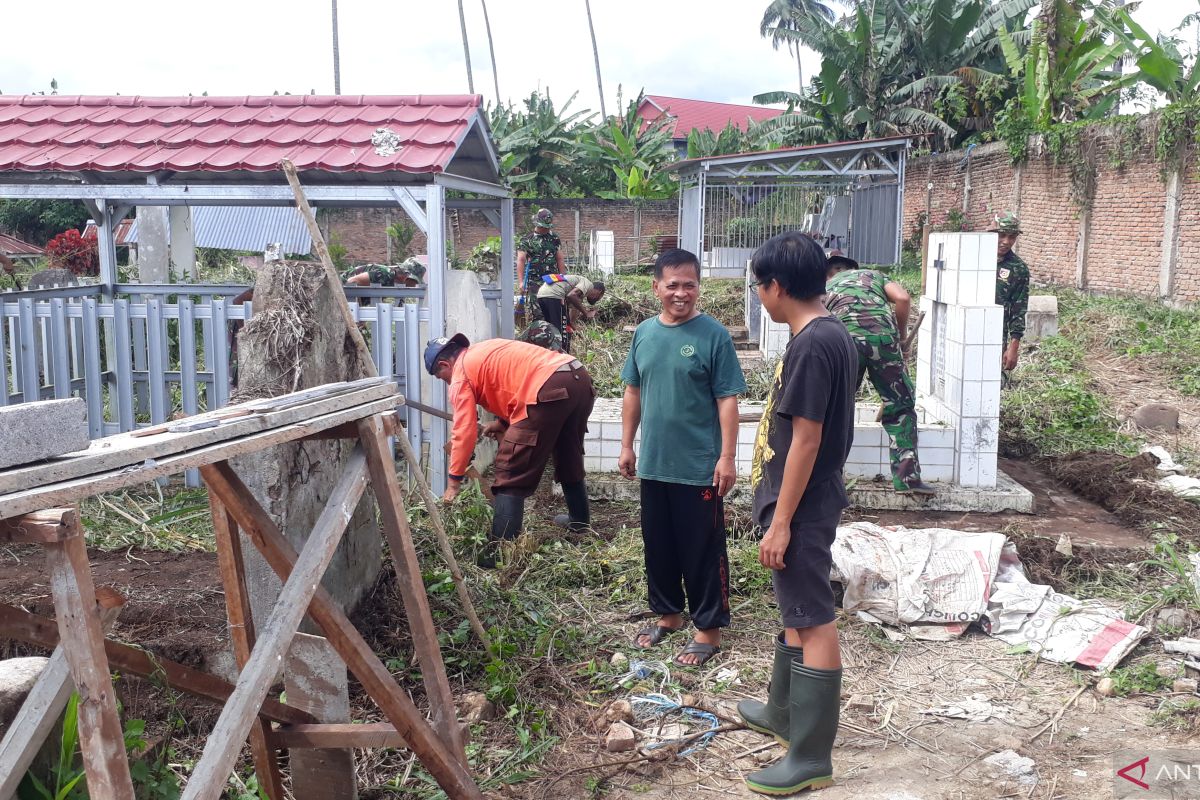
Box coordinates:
[0,233,44,257]
[639,95,785,141]
[0,95,487,176]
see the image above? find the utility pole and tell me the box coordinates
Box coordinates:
[332,0,341,95]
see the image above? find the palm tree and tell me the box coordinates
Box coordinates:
[331,0,341,94]
[760,0,836,94]
[457,0,475,94]
[480,0,501,106]
[584,0,608,120]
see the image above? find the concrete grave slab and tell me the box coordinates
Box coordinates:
[0,398,89,470]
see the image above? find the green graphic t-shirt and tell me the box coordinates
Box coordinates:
[621,314,747,485]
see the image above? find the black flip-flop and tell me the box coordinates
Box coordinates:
[674,639,721,667]
[633,624,681,649]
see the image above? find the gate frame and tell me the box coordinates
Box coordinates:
[668,136,910,265]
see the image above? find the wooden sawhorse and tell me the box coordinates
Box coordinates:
[0,380,482,799]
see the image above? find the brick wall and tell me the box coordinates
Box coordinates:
[325,199,678,268]
[905,116,1199,303]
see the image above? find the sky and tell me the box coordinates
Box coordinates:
[0,0,1193,119]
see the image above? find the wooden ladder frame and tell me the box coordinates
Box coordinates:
[0,409,482,800]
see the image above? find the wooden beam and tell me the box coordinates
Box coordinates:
[44,522,135,800]
[209,494,284,800]
[0,381,397,496]
[0,590,123,800]
[0,603,314,726]
[200,461,482,800]
[0,508,78,543]
[0,395,397,520]
[280,159,378,381]
[273,723,407,750]
[181,449,369,800]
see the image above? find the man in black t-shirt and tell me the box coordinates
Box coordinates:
[737,232,856,796]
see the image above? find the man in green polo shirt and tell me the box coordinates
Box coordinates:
[619,248,747,667]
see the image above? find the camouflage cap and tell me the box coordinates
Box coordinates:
[532,208,554,228]
[989,211,1022,235]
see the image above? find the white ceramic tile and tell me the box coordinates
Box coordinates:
[600,439,623,457]
[584,425,600,440]
[960,381,983,418]
[978,456,997,488]
[584,455,602,472]
[600,457,618,472]
[984,307,1004,340]
[853,425,885,448]
[963,345,986,382]
[939,268,958,306]
[983,345,1003,378]
[924,464,954,482]
[964,309,988,342]
[981,381,1001,418]
[920,427,955,449]
[919,446,955,466]
[979,233,999,268]
[737,443,755,462]
[958,235,979,272]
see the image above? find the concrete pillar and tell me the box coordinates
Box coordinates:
[136,206,170,283]
[1161,167,1183,299]
[285,635,356,800]
[1075,206,1091,290]
[168,207,196,282]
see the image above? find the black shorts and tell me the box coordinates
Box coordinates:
[771,510,841,629]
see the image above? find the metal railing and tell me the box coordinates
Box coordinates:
[0,281,504,485]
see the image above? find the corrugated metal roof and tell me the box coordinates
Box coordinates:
[0,95,485,175]
[0,232,44,257]
[639,95,784,141]
[126,206,312,254]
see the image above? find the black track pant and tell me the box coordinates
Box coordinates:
[640,478,731,631]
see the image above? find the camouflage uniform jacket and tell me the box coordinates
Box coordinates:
[517,231,562,289]
[824,269,899,338]
[995,251,1030,341]
[341,259,424,287]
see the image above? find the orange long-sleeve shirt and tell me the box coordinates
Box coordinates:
[448,339,574,479]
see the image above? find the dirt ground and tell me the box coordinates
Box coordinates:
[0,455,1192,799]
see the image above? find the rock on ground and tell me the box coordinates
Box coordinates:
[605,721,637,752]
[1132,402,1181,432]
[460,691,496,724]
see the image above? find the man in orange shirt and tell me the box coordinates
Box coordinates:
[425,334,596,566]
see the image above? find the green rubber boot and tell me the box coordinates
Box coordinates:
[744,662,841,796]
[737,633,803,743]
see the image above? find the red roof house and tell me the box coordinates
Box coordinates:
[637,95,785,150]
[0,232,44,259]
[0,94,497,182]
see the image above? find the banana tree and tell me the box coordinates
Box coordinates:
[997,1,1141,126]
[489,90,594,196]
[1100,6,1200,105]
[577,91,676,199]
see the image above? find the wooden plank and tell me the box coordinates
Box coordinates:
[273,723,407,750]
[44,523,135,799]
[0,602,315,726]
[0,396,398,520]
[181,450,369,800]
[210,494,285,800]
[0,590,123,800]
[359,414,464,762]
[200,462,482,800]
[0,381,398,496]
[284,634,356,800]
[240,377,389,412]
[0,507,77,543]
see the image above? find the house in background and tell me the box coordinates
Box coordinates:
[636,94,785,157]
[0,232,44,262]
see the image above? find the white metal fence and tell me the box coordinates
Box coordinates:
[0,283,504,485]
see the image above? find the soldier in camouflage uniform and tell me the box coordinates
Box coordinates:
[989,212,1030,372]
[825,255,935,495]
[517,319,567,353]
[516,208,565,324]
[342,256,427,287]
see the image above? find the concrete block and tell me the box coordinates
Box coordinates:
[0,398,89,469]
[600,439,622,458]
[852,425,885,448]
[1025,295,1059,342]
[0,656,48,732]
